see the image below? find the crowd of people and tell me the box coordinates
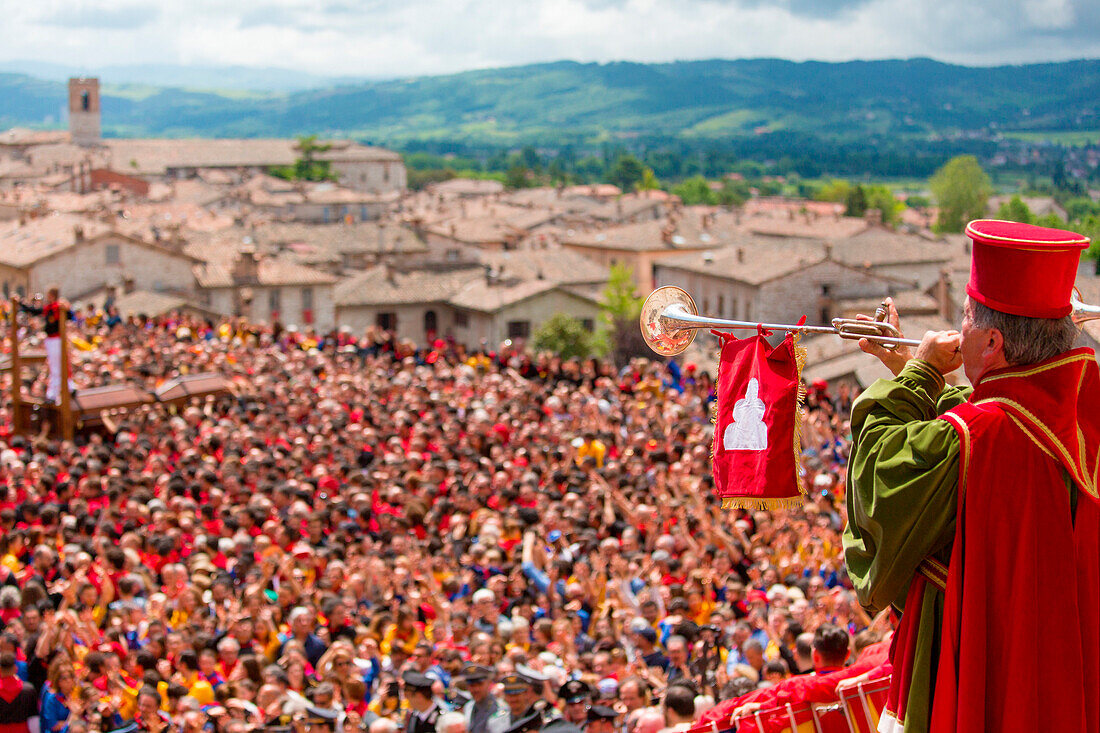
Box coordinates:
[0,302,889,733]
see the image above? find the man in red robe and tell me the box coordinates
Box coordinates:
[0,653,38,733]
[844,220,1100,732]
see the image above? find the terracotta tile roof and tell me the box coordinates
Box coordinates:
[102,139,399,176]
[0,128,70,146]
[194,257,338,289]
[446,277,563,314]
[742,197,844,217]
[562,218,723,253]
[837,289,942,317]
[262,222,428,258]
[335,264,484,306]
[476,248,608,286]
[316,145,402,163]
[655,239,829,285]
[742,214,869,240]
[586,195,666,222]
[335,263,597,314]
[830,228,954,267]
[0,214,113,268]
[425,217,519,245]
[428,179,505,196]
[25,143,89,169]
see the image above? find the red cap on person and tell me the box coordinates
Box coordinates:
[965,219,1089,318]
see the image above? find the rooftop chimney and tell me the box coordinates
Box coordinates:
[232,248,260,285]
[736,247,745,264]
[934,269,953,321]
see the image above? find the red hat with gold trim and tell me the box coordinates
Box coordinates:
[965,219,1090,318]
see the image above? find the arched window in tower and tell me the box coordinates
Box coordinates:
[81,91,90,111]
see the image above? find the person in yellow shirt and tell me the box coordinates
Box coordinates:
[159,650,215,708]
[574,432,606,468]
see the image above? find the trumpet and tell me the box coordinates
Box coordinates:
[640,286,1100,357]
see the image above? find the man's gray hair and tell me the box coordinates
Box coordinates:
[369,719,399,733]
[971,300,1079,365]
[435,712,467,733]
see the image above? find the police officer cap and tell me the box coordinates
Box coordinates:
[463,664,496,683]
[586,706,618,722]
[558,680,593,704]
[402,670,435,691]
[514,664,548,686]
[304,707,340,724]
[500,673,534,693]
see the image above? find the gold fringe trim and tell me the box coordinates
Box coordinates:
[721,495,806,510]
[791,331,809,502]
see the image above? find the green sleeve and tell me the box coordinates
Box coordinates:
[842,360,970,615]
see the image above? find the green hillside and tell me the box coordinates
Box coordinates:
[3,58,1100,145]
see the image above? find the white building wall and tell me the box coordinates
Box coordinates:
[330,160,407,195]
[29,237,195,298]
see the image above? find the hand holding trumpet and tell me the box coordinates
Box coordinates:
[855,298,913,376]
[857,298,962,377]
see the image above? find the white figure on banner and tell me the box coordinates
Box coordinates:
[724,377,768,451]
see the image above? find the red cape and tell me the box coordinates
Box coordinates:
[933,349,1100,732]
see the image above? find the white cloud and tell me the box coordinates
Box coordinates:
[1,0,1099,79]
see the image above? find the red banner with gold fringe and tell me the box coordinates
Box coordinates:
[712,330,806,509]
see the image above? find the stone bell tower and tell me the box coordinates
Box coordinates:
[68,78,101,146]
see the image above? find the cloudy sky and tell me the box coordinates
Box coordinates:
[2,0,1099,78]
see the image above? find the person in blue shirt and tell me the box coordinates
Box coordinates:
[40,659,77,733]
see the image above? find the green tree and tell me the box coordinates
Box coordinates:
[268,135,337,182]
[671,176,716,206]
[863,185,904,226]
[608,155,647,192]
[815,179,852,203]
[930,155,992,233]
[504,166,532,189]
[717,178,751,207]
[996,195,1034,224]
[532,313,599,359]
[1079,215,1100,273]
[845,184,868,218]
[600,264,647,365]
[639,167,660,191]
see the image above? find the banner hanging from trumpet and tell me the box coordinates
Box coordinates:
[712,329,806,509]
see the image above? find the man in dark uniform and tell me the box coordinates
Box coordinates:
[0,653,38,733]
[557,680,593,728]
[502,666,580,733]
[584,707,618,733]
[461,665,507,733]
[404,671,443,733]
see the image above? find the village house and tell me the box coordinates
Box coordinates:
[652,240,914,328]
[235,175,398,223]
[335,260,602,345]
[560,212,724,293]
[0,213,200,300]
[193,248,338,331]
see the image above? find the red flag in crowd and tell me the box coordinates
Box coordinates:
[712,330,806,509]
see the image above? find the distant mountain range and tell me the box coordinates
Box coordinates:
[0,60,357,92]
[2,58,1099,147]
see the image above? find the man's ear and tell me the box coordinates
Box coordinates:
[985,328,1005,363]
